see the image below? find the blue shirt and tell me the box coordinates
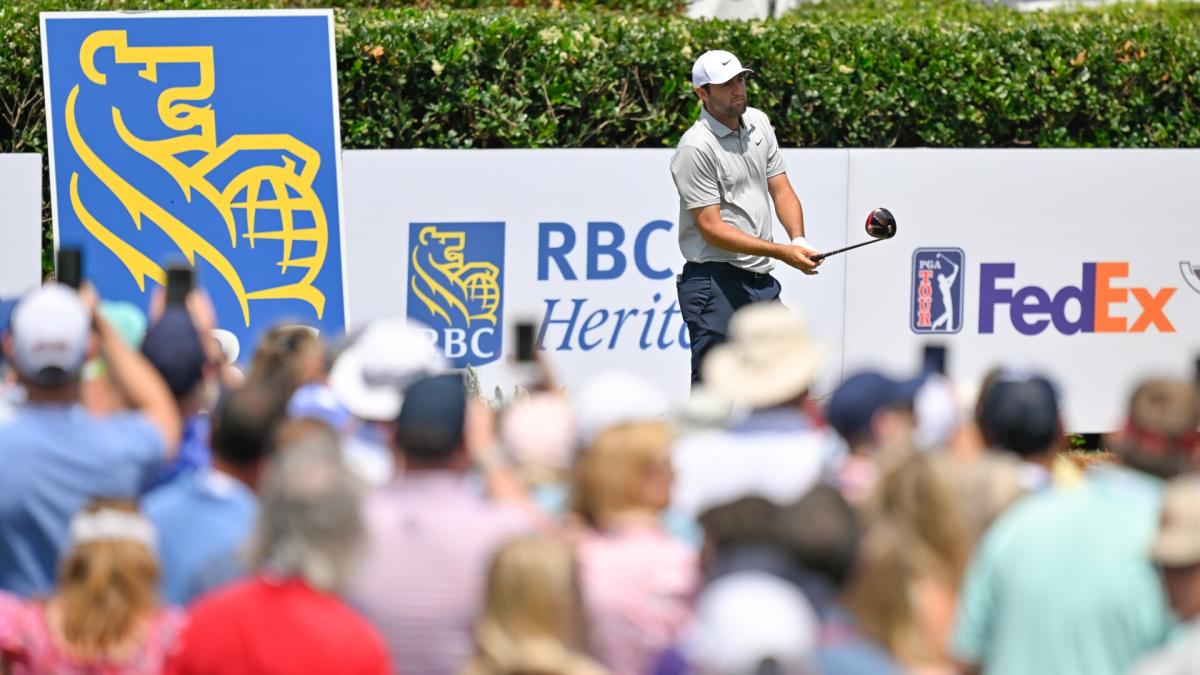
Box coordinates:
[0,404,166,597]
[952,465,1173,675]
[143,468,258,605]
[149,413,211,489]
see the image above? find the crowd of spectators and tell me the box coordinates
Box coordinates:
[0,281,1198,675]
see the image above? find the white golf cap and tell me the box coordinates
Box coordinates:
[573,369,670,445]
[11,284,90,387]
[692,50,753,88]
[682,571,820,675]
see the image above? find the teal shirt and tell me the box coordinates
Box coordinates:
[952,465,1174,675]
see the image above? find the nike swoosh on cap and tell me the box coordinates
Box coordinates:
[722,58,732,65]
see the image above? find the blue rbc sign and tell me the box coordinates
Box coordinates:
[406,222,505,367]
[41,10,346,360]
[911,248,965,334]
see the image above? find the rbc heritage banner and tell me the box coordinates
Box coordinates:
[41,10,347,359]
[341,149,851,405]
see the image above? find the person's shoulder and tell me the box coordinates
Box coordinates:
[978,483,1075,550]
[186,576,260,618]
[676,121,712,150]
[140,478,190,517]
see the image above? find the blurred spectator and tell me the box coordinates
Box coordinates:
[142,302,217,488]
[288,383,354,435]
[501,392,576,516]
[673,304,834,520]
[695,496,789,582]
[573,371,695,543]
[825,369,923,503]
[1132,474,1200,675]
[779,486,902,674]
[572,421,698,675]
[0,499,184,673]
[143,381,288,605]
[951,378,1200,675]
[249,324,324,398]
[940,368,1082,544]
[844,521,944,674]
[80,300,148,416]
[850,451,969,674]
[330,318,446,486]
[165,435,389,675]
[464,535,608,675]
[912,373,962,450]
[352,373,532,675]
[0,296,24,424]
[0,284,180,597]
[976,369,1064,490]
[573,370,670,448]
[669,571,820,675]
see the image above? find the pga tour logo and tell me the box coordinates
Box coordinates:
[911,248,965,334]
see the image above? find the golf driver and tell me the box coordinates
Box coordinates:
[810,208,897,262]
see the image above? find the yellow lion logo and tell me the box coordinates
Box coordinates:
[65,29,329,326]
[410,226,500,328]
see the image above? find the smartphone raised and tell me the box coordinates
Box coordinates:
[165,264,194,307]
[923,343,948,376]
[515,321,537,363]
[56,247,82,290]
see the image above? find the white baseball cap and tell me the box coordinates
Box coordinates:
[573,369,670,445]
[692,50,753,88]
[683,571,820,675]
[11,284,90,387]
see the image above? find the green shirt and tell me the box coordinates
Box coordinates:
[952,465,1173,675]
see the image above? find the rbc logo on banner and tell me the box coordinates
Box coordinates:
[911,248,965,334]
[407,223,505,367]
[41,12,346,359]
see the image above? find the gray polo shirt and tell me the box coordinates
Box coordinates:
[670,105,786,274]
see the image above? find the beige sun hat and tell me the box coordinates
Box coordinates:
[701,303,826,409]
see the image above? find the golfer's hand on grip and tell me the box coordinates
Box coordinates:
[779,243,822,275]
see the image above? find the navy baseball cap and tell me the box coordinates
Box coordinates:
[394,373,467,460]
[826,370,926,445]
[977,371,1060,458]
[141,307,207,400]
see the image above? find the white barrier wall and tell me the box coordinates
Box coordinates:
[0,154,44,296]
[844,150,1200,431]
[14,148,1195,431]
[341,149,850,406]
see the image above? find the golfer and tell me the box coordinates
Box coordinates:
[671,49,822,384]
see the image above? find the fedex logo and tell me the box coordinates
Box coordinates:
[979,262,1176,335]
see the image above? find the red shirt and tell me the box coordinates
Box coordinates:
[165,576,391,675]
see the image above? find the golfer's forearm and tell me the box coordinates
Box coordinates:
[698,220,787,259]
[774,193,805,240]
[768,173,805,239]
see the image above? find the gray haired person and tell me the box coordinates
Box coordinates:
[250,437,367,592]
[165,436,391,673]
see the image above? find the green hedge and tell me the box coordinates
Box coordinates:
[335,3,1200,149]
[4,0,1200,273]
[7,1,1200,152]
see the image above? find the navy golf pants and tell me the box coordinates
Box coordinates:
[676,261,782,385]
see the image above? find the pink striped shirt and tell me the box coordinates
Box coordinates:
[577,527,698,675]
[351,473,533,675]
